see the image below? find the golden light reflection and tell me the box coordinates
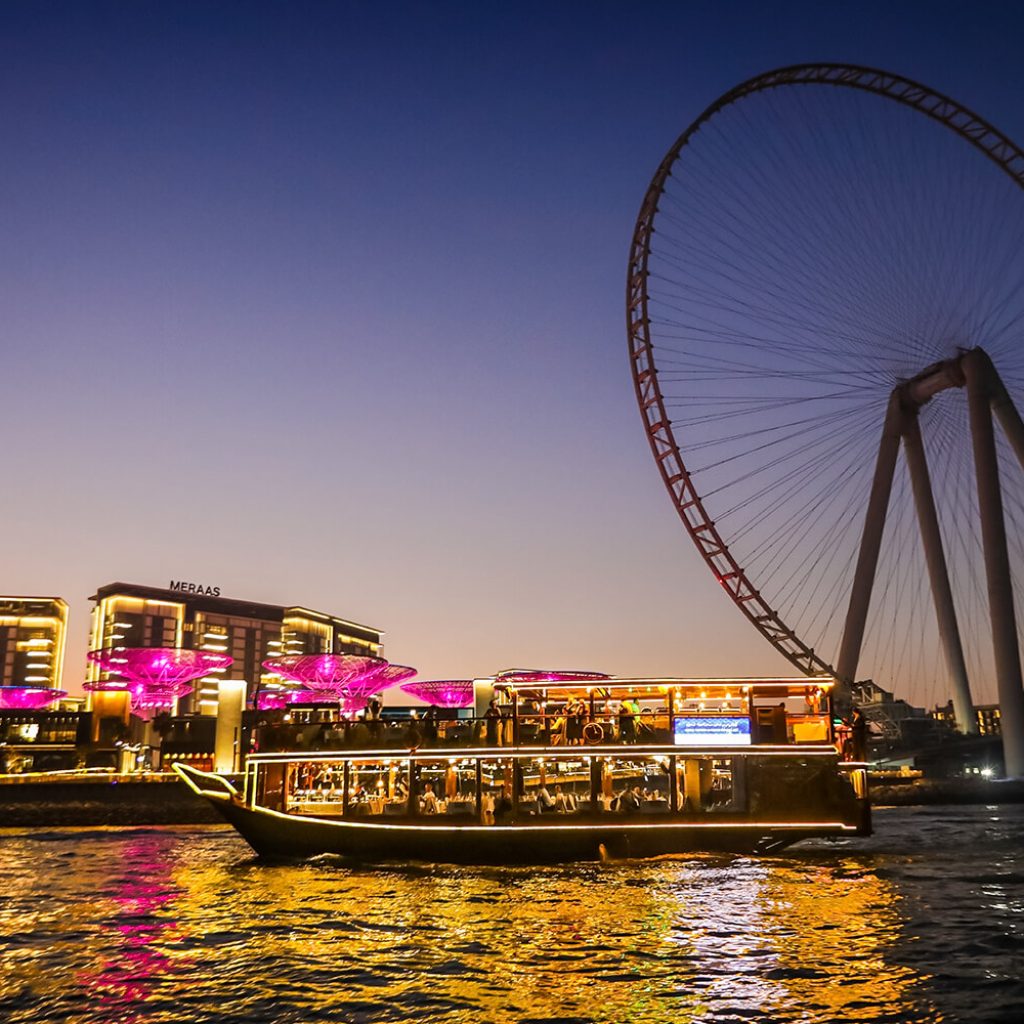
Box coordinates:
[0,828,948,1024]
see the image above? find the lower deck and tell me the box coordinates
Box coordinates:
[245,746,869,831]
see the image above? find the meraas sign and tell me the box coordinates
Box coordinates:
[168,580,222,597]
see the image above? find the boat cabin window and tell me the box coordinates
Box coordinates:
[518,756,592,814]
[675,756,742,813]
[412,759,477,816]
[348,760,406,816]
[286,760,344,814]
[599,756,671,813]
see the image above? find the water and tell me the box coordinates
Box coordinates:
[1,806,1022,1023]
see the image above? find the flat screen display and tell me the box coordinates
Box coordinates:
[673,716,752,746]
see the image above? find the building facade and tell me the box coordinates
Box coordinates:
[0,596,69,691]
[932,700,1002,736]
[87,582,382,715]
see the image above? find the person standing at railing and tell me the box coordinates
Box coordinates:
[566,697,587,745]
[850,707,868,762]
[485,700,501,746]
[619,699,636,744]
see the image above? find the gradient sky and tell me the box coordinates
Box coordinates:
[2,1,1023,697]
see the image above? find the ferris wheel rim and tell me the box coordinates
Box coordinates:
[626,62,1024,685]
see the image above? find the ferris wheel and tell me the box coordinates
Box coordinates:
[627,65,1024,769]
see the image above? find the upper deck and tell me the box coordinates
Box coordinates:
[253,676,844,757]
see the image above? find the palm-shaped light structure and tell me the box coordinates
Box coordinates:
[399,679,475,708]
[86,648,233,718]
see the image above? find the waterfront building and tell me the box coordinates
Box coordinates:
[0,708,90,773]
[931,700,1002,736]
[87,582,382,715]
[0,597,69,692]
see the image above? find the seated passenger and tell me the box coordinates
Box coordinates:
[536,784,555,813]
[554,785,576,812]
[481,790,496,825]
[494,789,513,820]
[420,783,439,814]
[619,786,642,813]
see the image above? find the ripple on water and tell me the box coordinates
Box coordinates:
[0,808,1023,1022]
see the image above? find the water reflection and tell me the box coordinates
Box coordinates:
[1,809,1022,1023]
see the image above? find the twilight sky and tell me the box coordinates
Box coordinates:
[2,1,1023,699]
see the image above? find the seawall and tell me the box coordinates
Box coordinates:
[871,778,1024,806]
[0,775,221,827]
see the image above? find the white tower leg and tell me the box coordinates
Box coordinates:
[837,391,905,689]
[902,412,977,733]
[964,349,1024,778]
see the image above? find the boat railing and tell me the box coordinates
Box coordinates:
[253,711,836,754]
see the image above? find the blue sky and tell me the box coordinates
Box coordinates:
[2,1,1022,698]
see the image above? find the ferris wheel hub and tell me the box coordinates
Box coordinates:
[899,353,969,410]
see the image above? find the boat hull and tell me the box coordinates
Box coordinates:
[199,792,854,862]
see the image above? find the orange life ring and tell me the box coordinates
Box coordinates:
[583,722,604,744]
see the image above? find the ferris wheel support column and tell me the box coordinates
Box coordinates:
[836,391,906,693]
[964,349,1024,778]
[901,411,977,734]
[985,355,1024,475]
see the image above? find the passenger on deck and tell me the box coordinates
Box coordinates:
[422,706,439,745]
[566,698,587,745]
[536,784,555,813]
[494,788,513,821]
[485,700,502,746]
[403,713,422,749]
[771,701,790,743]
[481,789,495,825]
[554,785,576,812]
[420,783,439,814]
[619,786,642,813]
[367,697,383,741]
[619,700,637,744]
[850,707,867,761]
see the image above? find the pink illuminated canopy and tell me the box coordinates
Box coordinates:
[255,690,294,711]
[399,679,475,708]
[261,654,416,703]
[86,648,233,716]
[495,668,611,684]
[344,663,417,699]
[0,686,67,710]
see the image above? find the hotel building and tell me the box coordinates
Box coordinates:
[87,582,382,715]
[0,596,69,691]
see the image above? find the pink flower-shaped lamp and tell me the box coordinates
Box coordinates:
[261,654,416,703]
[255,690,296,711]
[399,679,475,708]
[0,686,67,710]
[86,648,233,717]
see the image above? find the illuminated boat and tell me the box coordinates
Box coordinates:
[174,674,870,862]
